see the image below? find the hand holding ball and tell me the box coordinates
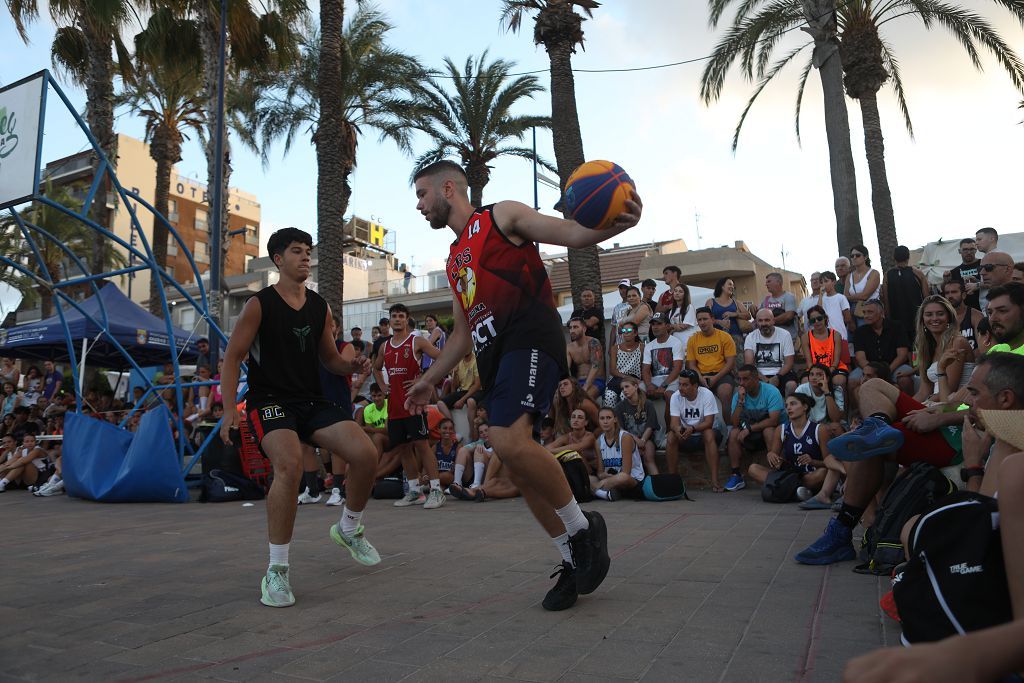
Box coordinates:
[562,161,638,231]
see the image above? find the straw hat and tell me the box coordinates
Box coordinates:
[979,409,1024,451]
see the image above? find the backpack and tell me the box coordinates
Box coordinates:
[761,468,801,503]
[201,469,265,503]
[892,491,1011,643]
[642,473,690,502]
[855,462,957,575]
[372,476,404,500]
[553,449,593,503]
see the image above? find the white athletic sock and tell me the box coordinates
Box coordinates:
[47,473,60,484]
[555,499,589,536]
[199,396,208,411]
[269,542,289,568]
[408,482,422,494]
[594,489,611,500]
[471,462,485,487]
[340,506,363,535]
[453,463,466,486]
[552,532,574,566]
[429,478,441,491]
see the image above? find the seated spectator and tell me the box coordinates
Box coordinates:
[1014,261,1024,283]
[592,408,645,501]
[9,406,40,443]
[467,404,488,442]
[643,313,684,405]
[666,369,722,489]
[604,322,644,408]
[358,384,400,480]
[420,314,446,373]
[566,318,605,401]
[862,360,893,384]
[687,307,737,413]
[707,276,752,348]
[0,357,20,388]
[38,395,64,420]
[911,295,975,404]
[986,283,1024,354]
[0,413,13,439]
[552,378,599,434]
[942,279,983,359]
[747,393,831,493]
[667,283,698,352]
[570,287,605,341]
[450,422,494,494]
[795,352,1024,565]
[450,446,520,502]
[153,361,175,385]
[725,365,785,492]
[0,433,52,492]
[21,365,42,407]
[622,285,653,340]
[641,279,659,334]
[744,307,798,396]
[33,441,64,496]
[614,377,659,475]
[795,363,845,436]
[537,417,556,446]
[2,381,22,418]
[545,409,598,474]
[431,418,460,490]
[803,304,848,390]
[849,299,913,397]
[439,350,481,416]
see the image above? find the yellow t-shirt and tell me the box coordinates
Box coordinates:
[687,329,737,375]
[988,341,1024,356]
[453,356,479,392]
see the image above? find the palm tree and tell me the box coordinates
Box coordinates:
[231,7,423,316]
[5,0,135,275]
[412,51,556,207]
[500,0,603,307]
[0,182,128,318]
[119,8,207,316]
[702,0,863,259]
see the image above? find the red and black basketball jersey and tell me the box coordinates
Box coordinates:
[446,205,568,390]
[382,333,420,420]
[245,285,327,403]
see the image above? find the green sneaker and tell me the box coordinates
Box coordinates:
[330,524,381,566]
[260,564,295,608]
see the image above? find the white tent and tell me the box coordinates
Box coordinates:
[916,233,1024,286]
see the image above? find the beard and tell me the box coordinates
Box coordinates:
[429,197,451,230]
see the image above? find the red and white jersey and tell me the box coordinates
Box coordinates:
[382,332,420,419]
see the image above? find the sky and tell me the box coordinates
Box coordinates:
[2,0,1023,310]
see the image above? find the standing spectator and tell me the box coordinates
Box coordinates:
[608,279,632,349]
[370,317,391,361]
[350,327,363,343]
[724,365,785,492]
[844,245,881,327]
[744,308,798,396]
[570,288,605,341]
[640,279,659,330]
[912,296,975,404]
[979,251,1016,313]
[666,369,722,488]
[802,305,848,390]
[622,286,653,341]
[0,357,19,388]
[797,272,822,331]
[41,360,63,401]
[834,256,851,294]
[817,271,854,340]
[195,338,211,369]
[882,245,928,344]
[942,280,983,357]
[947,237,982,310]
[1,382,21,418]
[667,283,697,351]
[604,322,644,408]
[614,377,659,476]
[420,314,446,372]
[21,366,42,407]
[707,276,752,348]
[656,265,683,313]
[402,265,412,293]
[761,272,799,344]
[566,318,605,401]
[975,226,999,254]
[642,313,685,403]
[850,300,914,396]
[686,307,737,413]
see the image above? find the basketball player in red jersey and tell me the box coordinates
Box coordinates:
[406,160,642,611]
[220,228,383,608]
[371,302,444,508]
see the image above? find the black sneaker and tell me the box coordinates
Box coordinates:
[568,510,610,595]
[541,562,578,611]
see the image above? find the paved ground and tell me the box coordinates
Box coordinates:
[1,487,896,682]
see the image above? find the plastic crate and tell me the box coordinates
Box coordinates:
[238,415,272,491]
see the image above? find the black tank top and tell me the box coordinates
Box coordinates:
[245,285,328,403]
[959,310,978,350]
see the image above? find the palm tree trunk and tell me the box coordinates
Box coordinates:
[545,40,600,309]
[466,162,487,207]
[148,126,175,316]
[858,91,897,273]
[83,21,117,275]
[802,0,863,256]
[313,0,347,319]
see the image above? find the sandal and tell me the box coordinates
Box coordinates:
[449,484,475,501]
[711,484,724,493]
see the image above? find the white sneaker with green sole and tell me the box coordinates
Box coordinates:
[260,564,295,608]
[330,524,381,566]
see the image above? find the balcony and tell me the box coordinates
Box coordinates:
[385,272,449,297]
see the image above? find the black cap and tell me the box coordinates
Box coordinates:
[650,312,669,324]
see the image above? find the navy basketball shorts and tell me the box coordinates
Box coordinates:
[247,399,352,448]
[387,414,429,447]
[483,348,560,430]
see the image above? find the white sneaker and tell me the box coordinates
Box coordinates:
[423,488,446,509]
[796,486,814,502]
[297,487,322,505]
[325,488,344,506]
[38,479,64,497]
[393,489,427,507]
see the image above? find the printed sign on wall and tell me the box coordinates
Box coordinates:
[0,71,46,209]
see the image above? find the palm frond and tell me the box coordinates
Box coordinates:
[731,40,811,151]
[879,39,914,137]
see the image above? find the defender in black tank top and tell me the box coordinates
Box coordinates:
[218,228,383,609]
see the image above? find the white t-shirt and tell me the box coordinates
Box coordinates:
[670,386,719,427]
[743,327,794,376]
[797,295,819,330]
[795,383,845,423]
[669,305,698,351]
[643,336,685,390]
[819,292,851,340]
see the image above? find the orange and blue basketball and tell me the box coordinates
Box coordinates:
[563,160,636,230]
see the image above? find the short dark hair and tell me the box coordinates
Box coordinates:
[198,337,209,344]
[388,303,409,316]
[893,245,910,262]
[695,306,713,317]
[807,362,833,382]
[413,159,467,183]
[820,270,837,282]
[806,305,827,321]
[378,317,389,326]
[267,227,312,264]
[568,316,585,327]
[737,363,758,376]
[438,418,454,429]
[641,278,657,289]
[943,280,966,294]
[351,326,361,333]
[662,265,682,277]
[369,383,383,393]
[866,361,893,383]
[541,417,555,430]
[986,282,1024,309]
[959,238,977,247]
[978,352,1024,405]
[976,226,998,239]
[863,298,884,311]
[678,368,699,384]
[210,401,224,412]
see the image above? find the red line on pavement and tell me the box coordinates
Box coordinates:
[795,564,832,683]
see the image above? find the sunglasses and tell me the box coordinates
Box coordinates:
[619,326,635,332]
[808,316,825,324]
[981,264,1007,272]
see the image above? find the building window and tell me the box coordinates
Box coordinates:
[167,235,178,257]
[195,208,208,232]
[168,199,179,223]
[194,240,210,264]
[244,254,254,272]
[245,224,259,246]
